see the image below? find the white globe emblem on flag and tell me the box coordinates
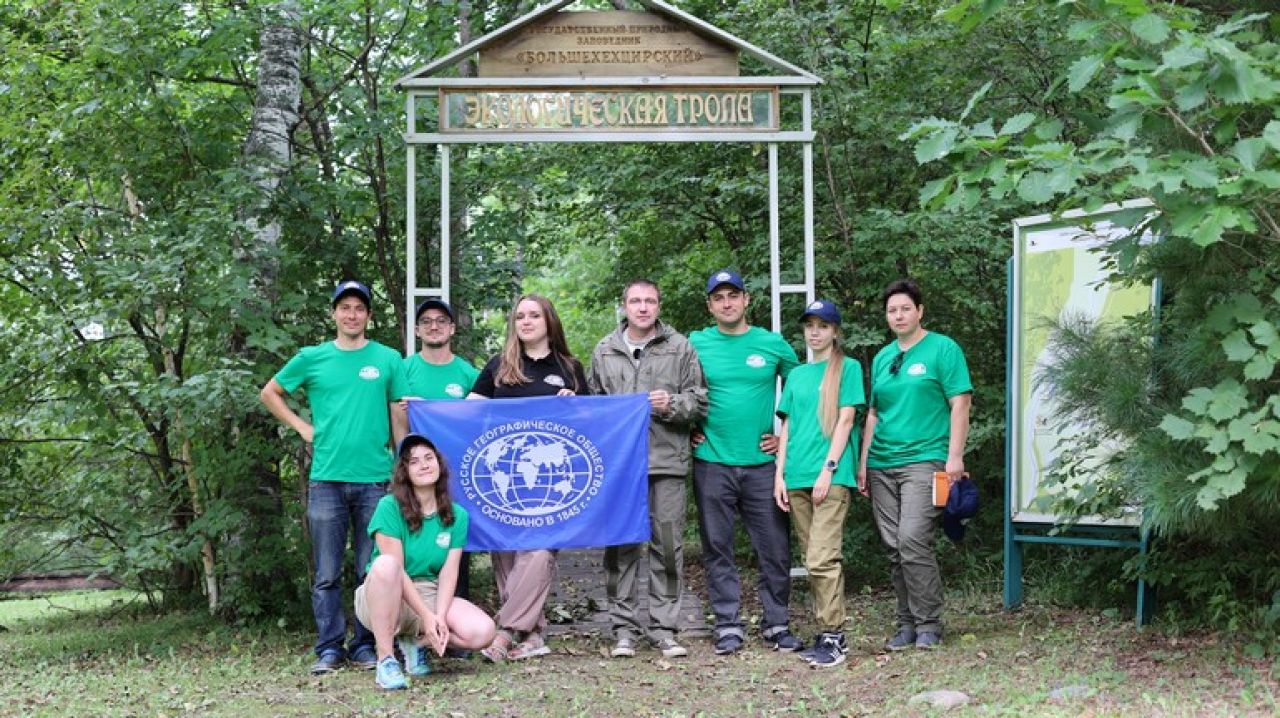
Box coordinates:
[465,427,598,517]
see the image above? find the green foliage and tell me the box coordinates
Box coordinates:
[907,0,1280,630]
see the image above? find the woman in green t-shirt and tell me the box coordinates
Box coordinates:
[355,434,496,690]
[857,279,972,653]
[772,299,865,668]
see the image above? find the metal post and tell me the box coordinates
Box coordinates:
[1003,258,1024,609]
[440,144,451,305]
[404,91,418,354]
[768,142,780,332]
[802,90,814,308]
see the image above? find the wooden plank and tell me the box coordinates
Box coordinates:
[480,10,738,78]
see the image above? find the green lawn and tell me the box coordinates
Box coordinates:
[0,589,1276,717]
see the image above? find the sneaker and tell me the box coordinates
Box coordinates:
[808,633,848,668]
[398,637,431,676]
[798,634,823,662]
[374,656,407,690]
[654,637,688,659]
[310,650,343,675]
[349,645,378,670]
[915,631,942,649]
[884,628,917,652]
[714,634,743,655]
[610,637,636,658]
[764,629,803,652]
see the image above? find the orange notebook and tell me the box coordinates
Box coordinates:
[933,472,951,507]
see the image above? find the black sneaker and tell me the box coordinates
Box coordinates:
[798,634,823,662]
[714,634,743,655]
[884,628,916,652]
[349,645,379,670]
[310,650,343,675]
[764,629,803,652]
[914,631,942,649]
[808,633,848,668]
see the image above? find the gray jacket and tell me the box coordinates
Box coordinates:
[587,320,707,477]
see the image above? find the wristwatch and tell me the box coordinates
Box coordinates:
[823,459,838,472]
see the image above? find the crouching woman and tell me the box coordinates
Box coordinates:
[355,432,496,689]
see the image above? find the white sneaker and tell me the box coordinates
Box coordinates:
[655,637,688,658]
[610,637,636,658]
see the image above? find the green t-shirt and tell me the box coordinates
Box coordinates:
[274,340,408,483]
[866,332,972,469]
[365,494,469,582]
[403,354,480,400]
[689,325,798,466]
[776,357,866,490]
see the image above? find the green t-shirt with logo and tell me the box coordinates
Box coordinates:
[866,332,972,469]
[403,354,480,400]
[365,494,469,582]
[777,357,866,490]
[274,340,408,483]
[689,325,798,466]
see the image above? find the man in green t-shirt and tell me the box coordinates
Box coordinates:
[259,280,409,675]
[403,299,479,401]
[688,269,801,656]
[401,298,479,606]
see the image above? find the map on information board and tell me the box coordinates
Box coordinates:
[1010,201,1157,526]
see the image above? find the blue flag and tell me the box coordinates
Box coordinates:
[407,394,651,551]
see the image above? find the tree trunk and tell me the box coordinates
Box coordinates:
[224,0,303,612]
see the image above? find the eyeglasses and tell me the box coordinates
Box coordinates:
[889,352,905,375]
[417,317,453,327]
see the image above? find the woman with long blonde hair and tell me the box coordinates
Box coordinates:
[467,294,589,661]
[773,299,865,668]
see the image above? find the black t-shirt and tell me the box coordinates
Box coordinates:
[472,352,590,398]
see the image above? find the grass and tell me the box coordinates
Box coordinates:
[0,588,1277,717]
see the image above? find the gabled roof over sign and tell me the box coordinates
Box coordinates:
[394,0,820,87]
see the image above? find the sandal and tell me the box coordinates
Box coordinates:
[480,630,515,663]
[508,632,550,661]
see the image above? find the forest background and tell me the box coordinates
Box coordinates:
[1,0,1277,644]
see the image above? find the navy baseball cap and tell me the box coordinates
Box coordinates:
[414,298,455,323]
[705,269,746,294]
[331,280,372,309]
[801,299,841,325]
[942,476,979,542]
[396,432,437,459]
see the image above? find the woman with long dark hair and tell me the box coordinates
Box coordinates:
[857,279,972,652]
[772,299,865,667]
[354,433,495,690]
[468,294,589,662]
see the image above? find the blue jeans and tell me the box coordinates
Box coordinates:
[692,460,792,639]
[307,480,387,658]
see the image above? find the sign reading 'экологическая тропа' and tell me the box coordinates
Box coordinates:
[440,88,777,133]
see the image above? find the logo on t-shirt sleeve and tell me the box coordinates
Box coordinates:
[359,365,381,380]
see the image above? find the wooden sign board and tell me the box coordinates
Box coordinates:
[440,87,777,133]
[480,11,738,77]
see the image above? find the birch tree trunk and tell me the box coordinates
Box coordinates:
[223,0,303,611]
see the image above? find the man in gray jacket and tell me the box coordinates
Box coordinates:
[588,279,707,659]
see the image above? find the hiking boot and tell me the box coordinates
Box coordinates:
[310,650,343,675]
[798,634,823,662]
[714,634,743,655]
[885,628,917,652]
[764,628,803,652]
[397,637,431,676]
[915,631,942,650]
[610,636,636,658]
[807,632,848,668]
[349,645,378,670]
[374,656,407,690]
[654,637,688,659]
